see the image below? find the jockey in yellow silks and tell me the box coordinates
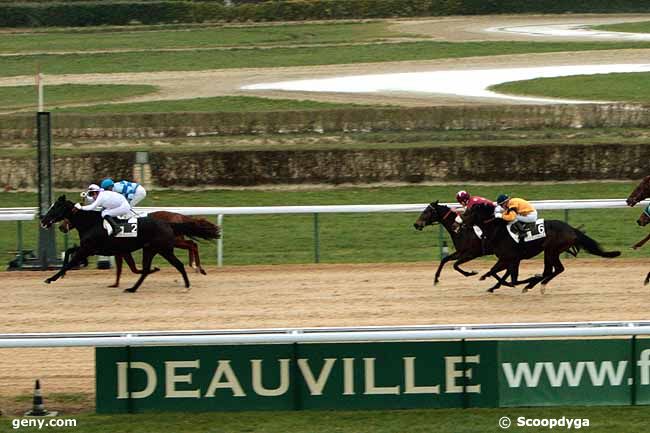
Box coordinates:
[494,194,538,240]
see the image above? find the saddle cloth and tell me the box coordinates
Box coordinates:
[506,219,546,243]
[102,216,138,237]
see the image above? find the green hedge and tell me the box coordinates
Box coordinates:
[3,0,650,28]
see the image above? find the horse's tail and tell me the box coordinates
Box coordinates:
[573,228,620,258]
[170,219,221,240]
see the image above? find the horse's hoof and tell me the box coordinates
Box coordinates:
[479,276,487,281]
[486,288,495,293]
[200,269,207,275]
[468,271,478,276]
[44,279,52,284]
[108,284,119,288]
[151,267,161,274]
[123,288,137,293]
[522,288,529,293]
[645,279,649,286]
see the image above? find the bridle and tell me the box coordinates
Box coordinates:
[426,203,455,225]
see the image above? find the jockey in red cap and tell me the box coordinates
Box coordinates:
[454,190,494,223]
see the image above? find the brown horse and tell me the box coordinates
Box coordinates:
[59,211,219,287]
[633,206,650,284]
[462,203,620,293]
[627,177,650,283]
[626,175,650,207]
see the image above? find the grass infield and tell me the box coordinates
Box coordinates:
[55,95,375,113]
[0,21,404,54]
[0,182,646,269]
[4,41,650,77]
[0,84,157,112]
[491,72,650,103]
[592,21,650,34]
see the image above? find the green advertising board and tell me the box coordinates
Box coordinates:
[96,338,650,413]
[498,339,632,407]
[96,341,497,413]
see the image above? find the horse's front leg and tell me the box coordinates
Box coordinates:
[481,259,510,292]
[452,253,479,278]
[45,247,91,284]
[434,251,458,285]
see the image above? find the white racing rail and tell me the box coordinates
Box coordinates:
[3,198,647,266]
[2,198,649,219]
[1,320,650,348]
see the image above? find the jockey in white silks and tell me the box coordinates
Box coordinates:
[100,178,147,207]
[75,184,131,236]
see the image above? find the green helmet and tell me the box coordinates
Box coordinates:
[496,194,509,205]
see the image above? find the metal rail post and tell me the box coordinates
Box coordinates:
[17,221,23,269]
[564,209,570,258]
[217,214,223,267]
[313,213,320,263]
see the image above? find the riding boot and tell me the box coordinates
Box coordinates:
[514,221,527,241]
[103,215,119,237]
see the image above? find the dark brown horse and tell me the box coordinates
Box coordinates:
[627,175,650,207]
[59,211,218,287]
[42,196,220,293]
[462,203,620,293]
[626,177,650,283]
[413,201,518,291]
[414,201,488,283]
[633,206,650,284]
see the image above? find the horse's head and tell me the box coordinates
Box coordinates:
[638,204,650,227]
[627,176,650,207]
[462,203,495,228]
[413,201,454,231]
[40,195,73,229]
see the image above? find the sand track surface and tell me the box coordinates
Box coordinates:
[0,259,648,398]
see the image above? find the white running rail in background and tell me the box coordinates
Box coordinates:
[3,199,647,266]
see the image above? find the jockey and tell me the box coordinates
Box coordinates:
[454,190,494,224]
[494,194,538,240]
[74,184,131,236]
[100,178,147,207]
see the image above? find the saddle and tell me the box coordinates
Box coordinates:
[506,219,545,243]
[102,216,138,238]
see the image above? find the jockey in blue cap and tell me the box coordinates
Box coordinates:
[100,178,147,207]
[494,193,537,241]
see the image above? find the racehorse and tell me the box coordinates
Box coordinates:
[626,175,650,207]
[414,201,520,291]
[626,177,650,283]
[631,205,650,284]
[462,203,620,293]
[41,195,220,293]
[59,211,215,287]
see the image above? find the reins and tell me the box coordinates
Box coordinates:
[427,204,455,225]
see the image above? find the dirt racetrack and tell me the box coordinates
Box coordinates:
[1,258,649,404]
